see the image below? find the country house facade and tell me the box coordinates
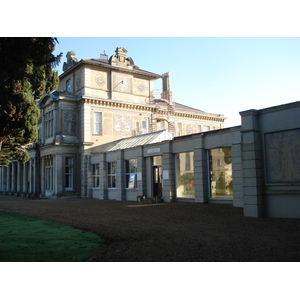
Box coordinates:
[0,48,225,199]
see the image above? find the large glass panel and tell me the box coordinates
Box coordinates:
[209,148,233,199]
[176,152,195,198]
[125,159,137,188]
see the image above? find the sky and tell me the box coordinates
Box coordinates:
[53,37,300,128]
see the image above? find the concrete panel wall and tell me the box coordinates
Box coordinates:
[240,101,300,218]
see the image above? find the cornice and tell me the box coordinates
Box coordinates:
[80,98,154,112]
[173,112,225,122]
[79,98,224,122]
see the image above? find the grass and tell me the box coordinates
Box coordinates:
[0,209,102,262]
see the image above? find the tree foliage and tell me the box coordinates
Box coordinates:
[0,37,61,165]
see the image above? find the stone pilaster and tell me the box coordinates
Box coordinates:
[7,164,11,194]
[231,132,243,207]
[17,161,22,196]
[22,161,28,196]
[29,158,33,195]
[116,150,125,201]
[161,142,175,202]
[240,109,264,217]
[40,157,44,197]
[55,154,63,197]
[99,153,108,200]
[11,162,16,195]
[137,148,146,199]
[0,167,3,192]
[86,155,92,198]
[194,137,209,203]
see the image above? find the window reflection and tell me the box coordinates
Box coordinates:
[176,152,195,198]
[209,148,233,199]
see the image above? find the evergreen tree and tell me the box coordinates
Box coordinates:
[0,37,61,165]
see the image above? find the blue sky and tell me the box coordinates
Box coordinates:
[53,37,300,127]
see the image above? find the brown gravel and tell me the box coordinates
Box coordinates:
[1,195,300,262]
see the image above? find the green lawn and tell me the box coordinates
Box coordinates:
[0,209,102,262]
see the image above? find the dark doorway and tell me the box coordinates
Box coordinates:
[153,166,162,197]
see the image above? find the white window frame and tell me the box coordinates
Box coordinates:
[94,112,102,135]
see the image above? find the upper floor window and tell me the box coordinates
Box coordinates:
[94,112,102,135]
[203,125,210,132]
[142,118,148,134]
[159,121,165,130]
[44,110,54,138]
[66,79,71,93]
[177,123,182,136]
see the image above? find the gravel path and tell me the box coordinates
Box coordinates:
[1,195,300,262]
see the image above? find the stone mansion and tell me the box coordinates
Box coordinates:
[0,48,225,198]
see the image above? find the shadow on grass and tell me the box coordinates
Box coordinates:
[0,209,102,262]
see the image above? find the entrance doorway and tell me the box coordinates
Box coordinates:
[152,156,162,197]
[153,166,162,197]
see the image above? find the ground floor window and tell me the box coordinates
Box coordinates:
[107,161,116,188]
[125,159,137,188]
[65,156,74,191]
[175,152,195,198]
[209,148,233,199]
[92,163,100,188]
[45,156,53,191]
